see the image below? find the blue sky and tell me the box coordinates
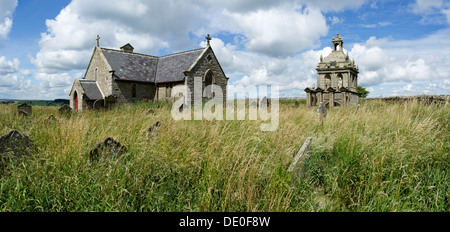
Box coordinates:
[1,0,449,100]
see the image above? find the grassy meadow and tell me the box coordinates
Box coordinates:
[0,99,448,212]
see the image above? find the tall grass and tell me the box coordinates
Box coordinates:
[0,99,448,212]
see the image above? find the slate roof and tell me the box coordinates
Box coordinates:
[79,80,103,100]
[100,47,205,84]
[155,48,204,83]
[102,49,158,83]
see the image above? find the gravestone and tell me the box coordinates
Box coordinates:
[58,104,71,115]
[146,121,160,138]
[44,115,57,124]
[0,130,34,166]
[317,102,327,119]
[356,104,361,112]
[250,100,258,108]
[89,137,128,162]
[288,137,312,178]
[259,96,270,109]
[17,103,32,116]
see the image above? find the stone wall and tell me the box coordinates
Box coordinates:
[113,81,156,104]
[361,95,450,104]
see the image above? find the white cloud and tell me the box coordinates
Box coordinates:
[0,0,17,40]
[412,0,443,14]
[346,30,450,97]
[442,8,450,24]
[329,16,344,25]
[0,73,37,99]
[0,56,20,75]
[221,3,328,56]
[300,0,365,12]
[411,0,450,25]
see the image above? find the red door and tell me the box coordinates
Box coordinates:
[75,92,78,111]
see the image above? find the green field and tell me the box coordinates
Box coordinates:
[0,99,448,212]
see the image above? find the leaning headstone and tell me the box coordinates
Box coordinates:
[17,103,32,116]
[0,130,34,168]
[288,137,312,176]
[317,102,327,119]
[58,104,71,115]
[146,121,160,138]
[89,137,128,163]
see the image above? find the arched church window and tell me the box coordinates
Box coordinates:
[204,70,214,98]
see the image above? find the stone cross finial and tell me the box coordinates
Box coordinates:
[205,34,211,46]
[96,35,100,47]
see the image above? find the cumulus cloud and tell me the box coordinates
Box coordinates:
[0,0,17,40]
[0,56,20,75]
[346,30,450,96]
[221,3,328,56]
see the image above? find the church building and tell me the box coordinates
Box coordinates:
[69,34,228,111]
[305,33,359,107]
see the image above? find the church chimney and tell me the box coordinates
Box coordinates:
[120,43,134,53]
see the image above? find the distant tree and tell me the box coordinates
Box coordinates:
[357,86,370,98]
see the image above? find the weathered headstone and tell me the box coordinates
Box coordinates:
[288,137,312,176]
[146,121,160,138]
[317,102,327,119]
[89,137,128,162]
[44,115,57,124]
[17,103,32,116]
[356,104,361,112]
[58,104,71,115]
[0,130,34,167]
[259,96,270,109]
[250,100,258,108]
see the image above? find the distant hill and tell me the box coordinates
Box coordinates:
[0,99,70,106]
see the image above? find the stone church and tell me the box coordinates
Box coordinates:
[305,33,359,107]
[69,35,228,111]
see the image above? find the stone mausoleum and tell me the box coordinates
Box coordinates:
[305,33,359,107]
